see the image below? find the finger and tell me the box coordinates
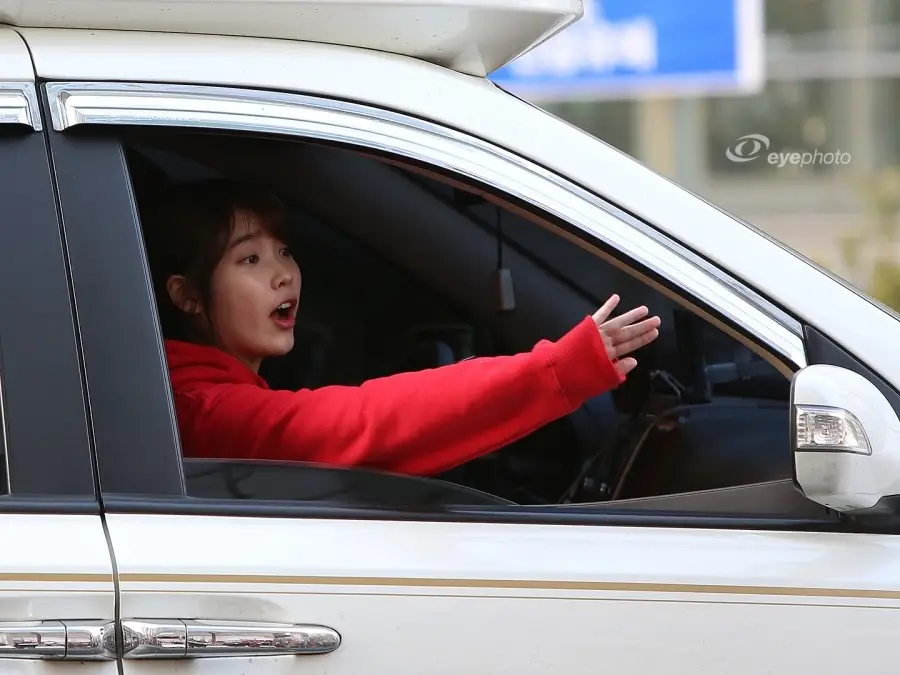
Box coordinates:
[612,329,660,358]
[615,357,638,377]
[602,318,658,347]
[601,305,649,330]
[592,294,620,325]
[612,329,660,357]
[599,332,616,363]
[607,317,661,345]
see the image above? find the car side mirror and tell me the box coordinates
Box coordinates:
[791,364,900,514]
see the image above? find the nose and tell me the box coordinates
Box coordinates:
[272,256,298,290]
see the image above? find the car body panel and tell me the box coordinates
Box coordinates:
[0,515,116,671]
[0,515,116,622]
[0,0,582,76]
[0,27,33,80]
[107,513,900,675]
[18,26,900,389]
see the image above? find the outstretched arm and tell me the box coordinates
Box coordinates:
[178,296,660,475]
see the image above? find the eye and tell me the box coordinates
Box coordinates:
[279,247,293,258]
[241,254,259,264]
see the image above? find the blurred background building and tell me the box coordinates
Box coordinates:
[493,0,900,306]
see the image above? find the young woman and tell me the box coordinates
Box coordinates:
[145,179,661,476]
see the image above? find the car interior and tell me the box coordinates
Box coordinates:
[119,126,834,520]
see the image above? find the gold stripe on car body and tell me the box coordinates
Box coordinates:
[3,573,897,602]
[0,573,112,582]
[113,574,900,600]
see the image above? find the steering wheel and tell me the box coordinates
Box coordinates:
[557,366,689,504]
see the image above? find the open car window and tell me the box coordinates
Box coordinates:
[120,128,810,519]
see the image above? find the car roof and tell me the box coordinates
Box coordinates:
[0,0,583,76]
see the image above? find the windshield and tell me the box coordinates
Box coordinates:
[490,0,900,323]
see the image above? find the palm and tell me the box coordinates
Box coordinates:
[592,294,661,377]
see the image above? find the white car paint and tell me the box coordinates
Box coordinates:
[0,27,32,80]
[107,513,900,675]
[0,0,581,76]
[14,26,900,388]
[0,515,116,673]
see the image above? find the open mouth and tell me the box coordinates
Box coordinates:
[270,300,297,324]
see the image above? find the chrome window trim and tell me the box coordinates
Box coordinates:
[45,81,806,370]
[0,82,41,130]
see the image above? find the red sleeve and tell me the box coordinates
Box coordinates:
[179,316,625,475]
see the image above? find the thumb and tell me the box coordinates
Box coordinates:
[614,357,637,377]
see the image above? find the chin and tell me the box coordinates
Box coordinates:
[264,336,295,357]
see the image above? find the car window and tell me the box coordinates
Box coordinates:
[45,82,829,525]
[121,129,792,502]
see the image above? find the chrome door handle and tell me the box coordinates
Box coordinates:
[121,619,341,659]
[0,620,116,660]
[0,620,66,659]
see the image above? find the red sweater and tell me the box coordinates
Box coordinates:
[165,316,624,476]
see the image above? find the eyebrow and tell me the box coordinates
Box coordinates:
[227,231,262,250]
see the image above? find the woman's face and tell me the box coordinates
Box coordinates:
[204,208,301,371]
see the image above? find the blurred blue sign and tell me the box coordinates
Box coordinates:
[490,0,764,100]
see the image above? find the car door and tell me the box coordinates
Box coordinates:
[0,29,117,672]
[38,69,900,675]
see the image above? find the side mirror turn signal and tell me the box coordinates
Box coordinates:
[791,364,900,514]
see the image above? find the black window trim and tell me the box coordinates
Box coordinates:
[101,493,851,532]
[0,81,98,508]
[44,120,185,499]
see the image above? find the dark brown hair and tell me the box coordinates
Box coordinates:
[142,178,291,341]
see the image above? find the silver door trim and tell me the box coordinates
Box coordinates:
[0,619,116,660]
[44,80,806,370]
[0,620,67,658]
[120,618,341,658]
[0,82,41,129]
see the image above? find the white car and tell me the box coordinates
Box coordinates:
[1,0,899,673]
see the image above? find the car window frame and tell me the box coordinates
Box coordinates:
[40,79,839,531]
[0,81,98,509]
[45,81,806,365]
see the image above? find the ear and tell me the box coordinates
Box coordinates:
[165,275,203,315]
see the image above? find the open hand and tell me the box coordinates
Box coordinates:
[592,294,661,377]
